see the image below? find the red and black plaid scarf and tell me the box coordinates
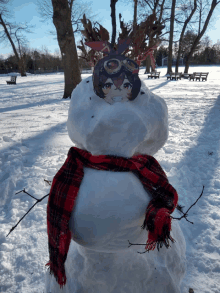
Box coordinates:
[46,147,178,287]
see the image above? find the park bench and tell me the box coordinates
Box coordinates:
[148,71,160,79]
[200,72,209,81]
[6,76,17,85]
[167,72,182,80]
[189,72,209,81]
[182,73,190,79]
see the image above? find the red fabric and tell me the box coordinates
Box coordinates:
[46,147,178,287]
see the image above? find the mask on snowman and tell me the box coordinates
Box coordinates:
[85,40,141,104]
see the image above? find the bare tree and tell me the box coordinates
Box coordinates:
[175,0,197,72]
[37,0,100,36]
[184,0,220,73]
[0,14,32,76]
[167,0,176,73]
[51,0,81,99]
[37,0,101,99]
[197,0,212,34]
[138,0,168,72]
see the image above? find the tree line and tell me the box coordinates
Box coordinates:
[2,30,219,75]
[0,46,91,74]
[155,32,220,67]
[1,0,220,98]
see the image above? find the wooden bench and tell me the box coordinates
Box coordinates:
[148,71,160,79]
[167,72,182,80]
[201,72,209,81]
[189,72,209,81]
[6,76,17,84]
[182,73,190,79]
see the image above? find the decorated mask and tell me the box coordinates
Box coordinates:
[93,54,141,104]
[85,40,141,104]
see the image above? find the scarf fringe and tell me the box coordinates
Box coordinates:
[145,234,175,252]
[46,261,67,288]
[142,207,175,252]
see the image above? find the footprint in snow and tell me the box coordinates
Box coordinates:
[3,136,14,142]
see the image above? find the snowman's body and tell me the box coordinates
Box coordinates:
[45,76,186,293]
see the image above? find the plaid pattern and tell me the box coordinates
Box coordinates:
[46,147,178,287]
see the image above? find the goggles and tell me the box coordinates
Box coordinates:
[103,58,139,75]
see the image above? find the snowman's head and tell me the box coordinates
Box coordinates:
[93,54,141,104]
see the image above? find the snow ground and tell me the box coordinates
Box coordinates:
[0,66,220,293]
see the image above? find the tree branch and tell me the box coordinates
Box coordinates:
[6,181,52,237]
[171,186,205,224]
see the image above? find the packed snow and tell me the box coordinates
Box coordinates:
[0,66,220,293]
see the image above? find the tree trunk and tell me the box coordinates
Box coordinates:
[167,0,176,74]
[198,1,202,34]
[158,0,166,23]
[144,37,155,74]
[0,14,26,76]
[184,0,219,73]
[144,55,152,73]
[175,0,197,73]
[51,0,81,99]
[110,0,118,46]
[133,0,138,31]
[19,58,26,76]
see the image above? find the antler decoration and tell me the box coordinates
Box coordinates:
[119,13,164,67]
[78,14,111,67]
[78,12,164,69]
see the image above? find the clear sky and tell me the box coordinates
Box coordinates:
[0,0,220,59]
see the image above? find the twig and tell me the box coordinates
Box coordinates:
[16,188,38,200]
[44,179,52,186]
[6,190,49,237]
[171,185,205,224]
[128,240,151,254]
[128,186,205,253]
[128,240,146,248]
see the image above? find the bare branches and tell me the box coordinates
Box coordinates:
[0,12,33,76]
[6,190,49,237]
[69,0,74,12]
[128,186,205,253]
[37,0,101,35]
[36,0,53,20]
[171,186,205,224]
[6,181,52,237]
[0,0,10,17]
[184,0,220,73]
[175,0,197,72]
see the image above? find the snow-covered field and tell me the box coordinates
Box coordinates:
[0,65,220,293]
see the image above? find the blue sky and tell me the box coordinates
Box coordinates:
[0,0,134,57]
[0,0,220,58]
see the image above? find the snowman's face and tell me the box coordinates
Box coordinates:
[93,55,141,102]
[102,76,132,104]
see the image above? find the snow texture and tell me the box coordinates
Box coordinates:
[0,66,220,293]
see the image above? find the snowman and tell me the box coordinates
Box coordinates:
[45,39,186,293]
